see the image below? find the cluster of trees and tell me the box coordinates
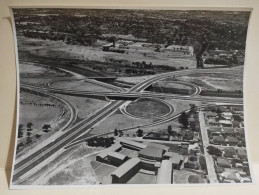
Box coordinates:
[124,68,155,75]
[132,61,153,69]
[113,128,143,137]
[199,156,207,174]
[87,137,114,147]
[15,9,249,51]
[18,122,51,139]
[207,145,222,157]
[178,104,199,128]
[178,112,189,128]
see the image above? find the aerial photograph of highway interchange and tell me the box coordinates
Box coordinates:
[11,8,252,187]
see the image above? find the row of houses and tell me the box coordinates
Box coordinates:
[208,126,245,146]
[102,42,194,56]
[215,147,251,183]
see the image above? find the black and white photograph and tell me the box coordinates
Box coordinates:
[10,8,252,187]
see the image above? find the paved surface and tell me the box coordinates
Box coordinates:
[199,112,219,183]
[13,67,243,184]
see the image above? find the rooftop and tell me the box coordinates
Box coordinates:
[111,158,140,178]
[227,136,239,143]
[139,146,164,161]
[107,151,127,161]
[156,160,173,184]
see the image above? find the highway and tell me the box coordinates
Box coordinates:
[12,100,124,182]
[12,67,243,184]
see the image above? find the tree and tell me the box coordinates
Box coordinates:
[42,124,51,132]
[35,134,41,139]
[136,129,143,137]
[178,112,189,128]
[114,129,118,136]
[27,122,33,131]
[107,36,117,47]
[26,136,32,144]
[167,125,173,135]
[18,124,24,138]
[207,146,222,157]
[190,104,197,114]
[118,130,123,137]
[199,156,207,173]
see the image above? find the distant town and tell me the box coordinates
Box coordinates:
[11,9,251,187]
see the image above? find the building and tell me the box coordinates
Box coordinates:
[156,160,173,184]
[163,152,183,169]
[116,137,147,151]
[107,152,128,166]
[217,157,231,168]
[223,147,236,158]
[111,158,141,184]
[236,148,247,159]
[96,143,122,162]
[188,143,200,155]
[219,120,233,127]
[206,111,218,118]
[165,45,194,56]
[212,136,225,145]
[236,128,245,137]
[184,161,200,170]
[220,172,240,183]
[208,118,219,126]
[226,136,239,146]
[222,128,236,136]
[138,146,164,161]
[222,112,233,118]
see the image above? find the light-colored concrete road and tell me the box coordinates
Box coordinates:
[199,112,219,183]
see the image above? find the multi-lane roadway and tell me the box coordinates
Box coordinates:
[12,67,243,184]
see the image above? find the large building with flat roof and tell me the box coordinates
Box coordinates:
[107,151,128,166]
[117,137,147,151]
[138,146,164,161]
[156,160,173,184]
[111,158,141,184]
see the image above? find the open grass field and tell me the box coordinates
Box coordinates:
[92,112,152,135]
[51,79,114,92]
[19,91,63,130]
[19,61,67,77]
[23,144,103,185]
[18,35,197,74]
[19,104,61,130]
[55,94,108,119]
[176,72,243,91]
[21,77,58,87]
[126,98,171,118]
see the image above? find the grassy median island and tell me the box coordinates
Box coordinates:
[126,98,171,118]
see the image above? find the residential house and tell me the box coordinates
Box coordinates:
[226,136,239,146]
[217,157,231,168]
[212,136,225,145]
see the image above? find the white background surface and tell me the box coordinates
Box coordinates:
[0,0,259,194]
